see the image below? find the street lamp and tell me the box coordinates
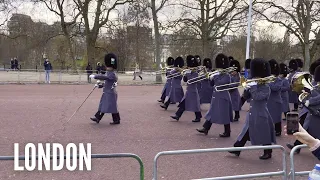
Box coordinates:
[246,0,253,60]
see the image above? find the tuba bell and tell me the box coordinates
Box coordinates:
[290,72,313,94]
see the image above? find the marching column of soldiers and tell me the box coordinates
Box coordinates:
[157,54,320,160]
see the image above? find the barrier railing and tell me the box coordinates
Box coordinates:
[288,144,309,180]
[152,145,287,180]
[0,153,144,180]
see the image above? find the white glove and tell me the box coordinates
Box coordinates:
[185,70,191,74]
[94,84,99,87]
[209,72,220,80]
[305,100,310,107]
[247,82,257,87]
[89,74,95,79]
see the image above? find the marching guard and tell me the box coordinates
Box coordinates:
[288,59,299,111]
[199,58,213,104]
[229,59,241,122]
[279,63,290,120]
[158,57,174,103]
[89,53,120,125]
[267,59,283,136]
[229,58,276,160]
[196,53,233,137]
[160,57,185,110]
[170,55,202,122]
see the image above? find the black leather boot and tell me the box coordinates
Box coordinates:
[192,119,201,122]
[286,143,301,154]
[170,115,180,121]
[233,111,240,122]
[219,124,231,137]
[90,117,100,123]
[259,149,272,160]
[160,104,168,110]
[196,128,208,135]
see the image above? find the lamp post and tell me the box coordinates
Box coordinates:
[246,0,253,60]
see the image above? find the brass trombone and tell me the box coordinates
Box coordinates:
[186,67,237,85]
[167,66,206,79]
[214,75,277,92]
[155,64,174,74]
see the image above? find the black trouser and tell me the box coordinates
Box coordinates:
[233,130,272,155]
[234,111,240,119]
[87,74,91,83]
[275,122,282,134]
[203,120,231,133]
[164,98,171,107]
[160,89,166,101]
[294,103,299,110]
[176,100,202,119]
[95,111,120,122]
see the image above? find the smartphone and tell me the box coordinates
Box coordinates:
[286,112,299,135]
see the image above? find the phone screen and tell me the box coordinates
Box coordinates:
[286,113,299,135]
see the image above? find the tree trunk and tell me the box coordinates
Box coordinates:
[65,36,76,70]
[304,43,310,71]
[86,34,96,68]
[151,0,162,83]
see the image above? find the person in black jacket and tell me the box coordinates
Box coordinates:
[44,58,52,84]
[86,63,93,83]
[96,62,102,74]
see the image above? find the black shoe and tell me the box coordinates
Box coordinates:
[170,116,179,121]
[90,117,100,123]
[196,128,208,135]
[219,132,230,138]
[292,109,298,112]
[160,105,168,110]
[110,121,120,125]
[276,132,281,136]
[228,151,240,156]
[233,118,239,122]
[259,153,272,160]
[286,144,300,154]
[158,100,164,103]
[170,102,176,104]
[192,119,201,122]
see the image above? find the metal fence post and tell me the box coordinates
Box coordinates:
[18,70,20,84]
[289,144,309,180]
[59,70,62,84]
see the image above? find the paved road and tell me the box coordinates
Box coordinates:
[0,85,317,180]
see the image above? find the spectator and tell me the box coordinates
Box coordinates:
[44,58,52,84]
[285,124,320,160]
[96,62,101,74]
[133,63,142,80]
[86,63,93,83]
[14,58,19,70]
[100,64,106,74]
[10,58,14,70]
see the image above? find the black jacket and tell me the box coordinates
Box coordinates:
[86,65,93,74]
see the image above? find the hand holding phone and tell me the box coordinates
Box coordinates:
[286,112,299,135]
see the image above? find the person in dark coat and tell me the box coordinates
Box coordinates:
[229,58,276,160]
[279,63,290,120]
[170,55,202,122]
[194,55,202,92]
[14,58,19,70]
[160,57,185,110]
[86,63,93,83]
[239,59,252,108]
[44,58,52,84]
[229,59,241,122]
[158,57,175,103]
[199,58,213,104]
[288,59,299,111]
[197,53,233,137]
[287,65,320,153]
[96,62,102,74]
[267,59,283,136]
[296,58,303,72]
[89,53,120,125]
[10,58,14,70]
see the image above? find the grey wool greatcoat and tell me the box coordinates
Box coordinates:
[94,72,119,113]
[299,80,317,118]
[168,69,184,103]
[288,72,299,103]
[178,71,201,112]
[199,79,213,104]
[303,87,320,139]
[237,84,276,145]
[267,77,283,124]
[205,73,233,124]
[161,69,173,97]
[229,72,241,111]
[280,77,290,113]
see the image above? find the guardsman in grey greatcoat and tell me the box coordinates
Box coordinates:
[170,55,202,122]
[89,53,120,125]
[158,57,175,103]
[279,63,290,120]
[286,61,320,153]
[288,59,299,111]
[199,58,213,104]
[267,59,283,136]
[196,53,233,137]
[195,55,202,92]
[239,59,252,108]
[229,58,276,160]
[160,57,185,110]
[229,59,241,122]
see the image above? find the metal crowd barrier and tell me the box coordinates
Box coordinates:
[0,153,144,180]
[152,145,287,180]
[289,144,309,180]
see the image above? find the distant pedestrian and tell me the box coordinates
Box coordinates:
[44,58,52,84]
[96,62,102,74]
[10,58,14,70]
[86,63,93,83]
[14,58,19,70]
[133,63,142,80]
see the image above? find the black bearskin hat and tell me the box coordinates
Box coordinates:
[289,59,298,71]
[268,59,280,76]
[166,57,174,66]
[215,53,229,69]
[250,58,271,78]
[104,53,117,69]
[279,63,288,76]
[229,60,241,72]
[186,55,196,67]
[245,59,251,69]
[296,58,303,68]
[194,55,201,66]
[174,56,184,68]
[309,60,320,75]
[228,56,234,62]
[203,58,212,69]
[314,66,320,82]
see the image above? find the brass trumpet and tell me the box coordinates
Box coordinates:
[186,67,237,85]
[214,75,277,92]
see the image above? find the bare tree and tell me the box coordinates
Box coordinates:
[254,0,320,70]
